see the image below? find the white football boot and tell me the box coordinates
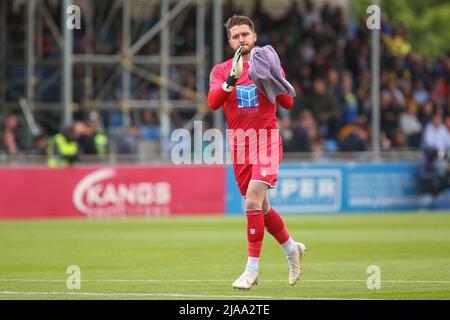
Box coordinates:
[288,242,307,285]
[232,267,259,290]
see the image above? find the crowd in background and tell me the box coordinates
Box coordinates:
[242,0,450,153]
[1,0,450,161]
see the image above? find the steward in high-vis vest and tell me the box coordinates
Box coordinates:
[85,119,109,157]
[93,130,108,156]
[47,127,79,167]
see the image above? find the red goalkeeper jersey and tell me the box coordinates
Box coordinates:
[208,59,293,139]
[208,58,294,196]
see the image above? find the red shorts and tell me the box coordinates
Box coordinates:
[231,138,283,197]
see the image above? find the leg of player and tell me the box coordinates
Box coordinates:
[232,181,267,290]
[262,194,307,285]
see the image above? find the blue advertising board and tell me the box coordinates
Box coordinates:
[226,161,450,214]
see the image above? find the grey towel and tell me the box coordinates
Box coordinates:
[248,45,296,104]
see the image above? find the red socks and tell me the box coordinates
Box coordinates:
[263,207,290,245]
[246,209,265,258]
[246,208,291,258]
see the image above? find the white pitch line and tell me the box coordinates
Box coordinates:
[0,291,376,300]
[0,279,449,284]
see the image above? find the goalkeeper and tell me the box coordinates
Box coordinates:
[208,15,306,290]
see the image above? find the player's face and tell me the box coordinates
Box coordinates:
[228,24,257,55]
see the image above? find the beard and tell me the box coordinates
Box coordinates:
[240,43,255,55]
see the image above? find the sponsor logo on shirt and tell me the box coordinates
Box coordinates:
[236,84,259,109]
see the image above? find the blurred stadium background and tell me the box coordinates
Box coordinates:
[0,0,450,300]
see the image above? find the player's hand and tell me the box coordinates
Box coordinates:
[230,46,243,79]
[222,46,243,92]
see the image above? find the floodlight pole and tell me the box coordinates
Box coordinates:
[122,0,131,128]
[196,0,206,103]
[84,3,94,105]
[213,0,224,132]
[160,0,171,156]
[27,0,35,111]
[371,0,381,159]
[0,0,6,103]
[62,0,73,128]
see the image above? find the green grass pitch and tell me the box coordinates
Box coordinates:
[0,212,449,300]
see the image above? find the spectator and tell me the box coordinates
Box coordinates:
[327,68,340,96]
[299,38,315,64]
[294,111,317,152]
[139,110,161,141]
[31,134,48,156]
[2,130,19,155]
[422,111,450,153]
[74,121,97,155]
[391,129,408,150]
[384,26,412,57]
[412,78,429,106]
[380,92,399,142]
[1,114,20,155]
[47,126,80,167]
[418,100,435,127]
[279,117,295,152]
[340,71,358,125]
[305,78,340,140]
[117,125,140,155]
[337,120,369,152]
[417,148,445,196]
[299,64,313,96]
[303,0,322,31]
[86,118,109,157]
[444,114,450,132]
[399,101,422,148]
[284,111,316,152]
[385,80,406,109]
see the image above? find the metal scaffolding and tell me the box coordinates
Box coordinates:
[3,0,225,155]
[1,1,7,103]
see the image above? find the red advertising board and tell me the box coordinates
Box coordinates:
[0,165,225,219]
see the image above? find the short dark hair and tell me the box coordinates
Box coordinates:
[224,15,255,39]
